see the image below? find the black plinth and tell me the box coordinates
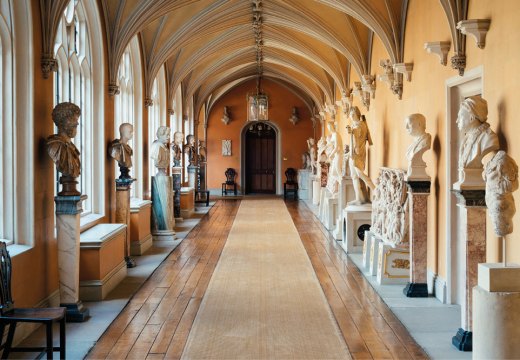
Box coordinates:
[403,282,428,297]
[61,302,90,322]
[125,256,137,268]
[452,328,472,351]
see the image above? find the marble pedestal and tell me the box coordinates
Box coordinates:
[368,235,382,276]
[332,177,354,240]
[172,167,182,220]
[151,176,175,241]
[115,179,136,268]
[362,230,374,271]
[473,264,520,359]
[55,195,90,322]
[341,204,371,254]
[377,243,410,285]
[322,193,338,230]
[452,190,486,352]
[312,177,321,205]
[188,165,199,190]
[404,180,431,297]
[298,169,312,200]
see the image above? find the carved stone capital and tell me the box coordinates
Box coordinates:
[451,53,466,76]
[41,55,58,79]
[144,98,153,107]
[108,83,120,96]
[453,189,486,207]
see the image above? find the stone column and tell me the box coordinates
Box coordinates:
[55,195,90,322]
[187,165,198,189]
[115,179,136,268]
[151,175,176,241]
[403,180,431,297]
[452,190,487,352]
[172,167,182,220]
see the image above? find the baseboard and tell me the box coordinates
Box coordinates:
[428,270,447,304]
[130,233,153,255]
[79,260,127,301]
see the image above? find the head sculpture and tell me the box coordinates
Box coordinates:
[156,126,170,144]
[349,106,361,122]
[119,123,133,142]
[52,102,81,139]
[457,96,488,132]
[109,123,134,175]
[484,151,519,236]
[186,134,195,146]
[405,113,426,137]
[174,131,184,146]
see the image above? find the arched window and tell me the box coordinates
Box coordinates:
[54,0,104,223]
[148,66,166,179]
[0,0,33,248]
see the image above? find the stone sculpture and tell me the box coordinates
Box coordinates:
[46,102,82,195]
[289,107,299,125]
[326,121,343,194]
[405,113,432,180]
[347,106,375,204]
[316,136,327,163]
[342,144,350,177]
[222,106,230,125]
[308,137,316,174]
[109,123,134,179]
[455,96,499,188]
[150,126,170,176]
[172,131,183,167]
[484,151,519,237]
[184,134,196,166]
[198,140,207,163]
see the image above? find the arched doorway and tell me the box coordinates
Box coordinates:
[243,121,277,194]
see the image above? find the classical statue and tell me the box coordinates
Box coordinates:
[109,123,134,179]
[326,121,343,194]
[316,136,327,163]
[198,140,207,163]
[307,137,316,174]
[184,135,196,166]
[289,107,299,125]
[342,144,350,177]
[347,106,375,205]
[455,96,499,187]
[484,151,519,237]
[46,102,82,195]
[150,126,170,176]
[222,106,230,125]
[405,113,432,179]
[171,131,183,167]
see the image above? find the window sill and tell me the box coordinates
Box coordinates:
[3,243,32,257]
[80,213,104,233]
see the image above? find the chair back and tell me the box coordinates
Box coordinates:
[0,242,14,314]
[285,168,297,184]
[225,168,236,184]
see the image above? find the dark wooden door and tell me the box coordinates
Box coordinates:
[245,123,276,194]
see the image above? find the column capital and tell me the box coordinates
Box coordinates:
[54,195,87,215]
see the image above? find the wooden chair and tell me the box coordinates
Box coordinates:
[284,168,298,199]
[0,242,66,359]
[222,168,238,195]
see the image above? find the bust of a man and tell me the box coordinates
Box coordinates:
[184,135,196,166]
[150,126,170,176]
[47,102,82,180]
[198,140,207,163]
[109,123,134,179]
[405,113,431,180]
[171,131,184,167]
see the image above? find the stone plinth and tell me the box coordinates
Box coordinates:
[368,235,382,276]
[298,169,312,200]
[172,167,182,220]
[151,176,175,241]
[312,177,321,205]
[55,194,90,322]
[115,178,136,267]
[332,176,355,240]
[473,264,520,359]
[341,204,371,254]
[188,165,199,189]
[322,193,338,230]
[404,180,431,298]
[130,198,153,255]
[362,230,374,271]
[452,189,487,352]
[181,186,195,219]
[377,243,410,285]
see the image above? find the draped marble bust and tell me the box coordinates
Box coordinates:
[150,126,170,176]
[171,131,184,167]
[109,123,133,167]
[405,113,431,180]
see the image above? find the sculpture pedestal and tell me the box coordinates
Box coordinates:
[55,195,90,322]
[172,167,182,220]
[341,203,371,254]
[332,177,355,240]
[377,243,410,285]
[404,180,431,297]
[452,190,487,352]
[362,230,374,271]
[312,177,321,205]
[473,264,520,358]
[322,192,338,230]
[115,179,136,268]
[151,176,175,241]
[188,165,198,189]
[368,234,382,276]
[298,169,312,200]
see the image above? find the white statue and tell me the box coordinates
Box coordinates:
[347,106,375,205]
[326,122,343,194]
[455,96,499,188]
[150,126,170,176]
[484,151,519,237]
[405,113,432,180]
[109,123,134,179]
[342,144,350,177]
[308,137,317,174]
[316,136,327,165]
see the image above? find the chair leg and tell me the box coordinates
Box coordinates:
[60,318,66,359]
[2,323,16,359]
[46,322,53,359]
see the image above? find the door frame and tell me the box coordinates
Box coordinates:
[240,121,282,195]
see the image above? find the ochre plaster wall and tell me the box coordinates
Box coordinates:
[206,79,318,192]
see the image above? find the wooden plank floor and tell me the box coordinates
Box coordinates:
[87,199,429,360]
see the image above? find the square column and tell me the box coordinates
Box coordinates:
[115,178,136,268]
[188,165,199,189]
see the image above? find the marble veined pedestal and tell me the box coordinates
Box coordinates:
[55,194,90,322]
[298,169,312,200]
[172,167,182,220]
[151,176,175,241]
[341,203,371,254]
[115,178,136,267]
[188,165,199,190]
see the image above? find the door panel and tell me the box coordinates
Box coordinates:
[246,124,276,194]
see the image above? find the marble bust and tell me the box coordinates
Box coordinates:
[109,123,134,179]
[150,126,170,176]
[198,140,207,163]
[405,113,431,180]
[347,106,375,205]
[46,102,82,195]
[484,151,519,237]
[172,131,183,167]
[455,96,499,188]
[184,135,196,166]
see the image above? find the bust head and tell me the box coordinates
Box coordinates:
[186,134,195,146]
[156,126,170,145]
[405,113,426,137]
[52,102,81,139]
[119,123,133,142]
[174,131,184,146]
[327,121,336,133]
[308,137,315,146]
[349,106,361,123]
[457,96,488,132]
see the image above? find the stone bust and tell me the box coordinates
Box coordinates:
[46,102,81,179]
[405,113,431,180]
[150,126,170,176]
[184,134,196,166]
[109,123,134,179]
[484,151,519,236]
[172,131,184,167]
[198,140,207,163]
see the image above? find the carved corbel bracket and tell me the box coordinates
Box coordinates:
[352,82,370,110]
[144,98,153,107]
[41,55,58,79]
[424,41,451,65]
[378,59,395,87]
[361,74,376,99]
[451,53,467,76]
[108,83,120,96]
[457,19,491,49]
[393,63,414,82]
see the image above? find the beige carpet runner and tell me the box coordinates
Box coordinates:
[182,199,350,359]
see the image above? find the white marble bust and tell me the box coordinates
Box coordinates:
[150,126,170,176]
[405,113,431,180]
[109,123,134,169]
[484,151,519,236]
